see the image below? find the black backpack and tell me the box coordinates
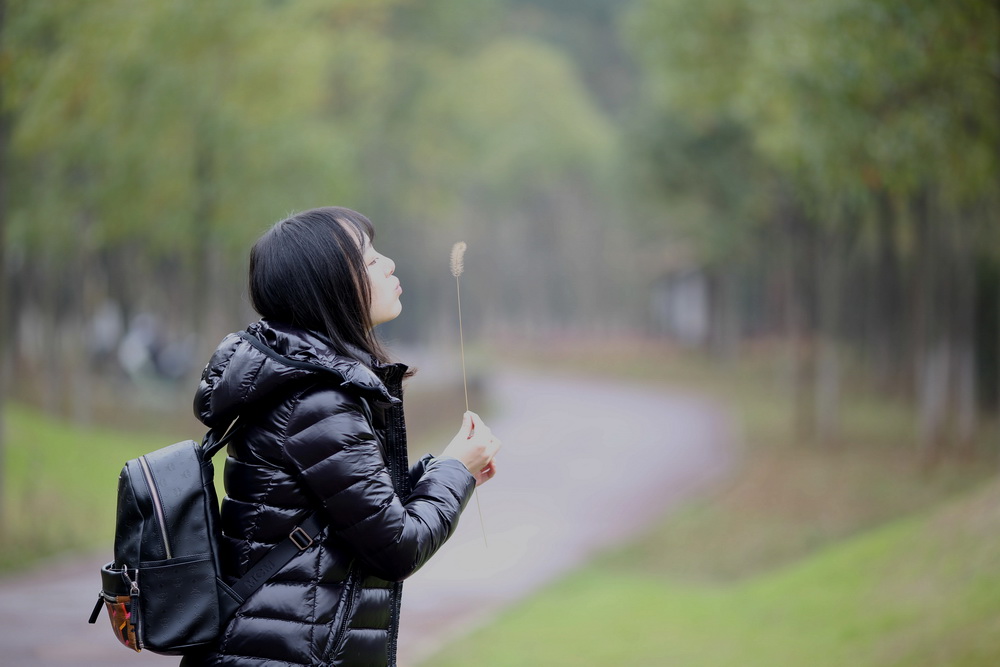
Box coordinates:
[88,429,325,655]
[89,332,329,655]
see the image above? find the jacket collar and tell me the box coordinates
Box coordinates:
[246,319,405,406]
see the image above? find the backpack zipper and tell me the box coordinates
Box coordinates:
[138,456,173,559]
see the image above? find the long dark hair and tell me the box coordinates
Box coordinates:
[248,206,391,366]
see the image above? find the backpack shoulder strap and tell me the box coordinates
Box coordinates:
[204,332,335,621]
[237,330,337,374]
[220,511,325,621]
[203,413,328,623]
[202,420,242,460]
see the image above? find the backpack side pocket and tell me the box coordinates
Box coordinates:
[97,562,142,652]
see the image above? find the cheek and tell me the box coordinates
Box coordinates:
[368,275,392,305]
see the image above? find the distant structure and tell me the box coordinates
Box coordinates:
[647,242,710,346]
[649,268,710,346]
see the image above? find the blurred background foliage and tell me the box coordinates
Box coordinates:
[1,0,999,663]
[0,0,998,601]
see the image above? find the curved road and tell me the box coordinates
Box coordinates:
[0,369,736,666]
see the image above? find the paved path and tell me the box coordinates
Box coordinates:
[0,369,736,666]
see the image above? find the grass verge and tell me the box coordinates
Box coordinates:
[1,404,168,571]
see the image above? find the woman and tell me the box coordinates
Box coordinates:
[181,206,501,666]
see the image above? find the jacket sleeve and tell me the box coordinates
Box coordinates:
[408,453,435,489]
[279,386,475,582]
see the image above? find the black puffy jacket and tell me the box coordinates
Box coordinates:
[180,320,476,667]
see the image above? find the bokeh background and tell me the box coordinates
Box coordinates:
[1,1,999,665]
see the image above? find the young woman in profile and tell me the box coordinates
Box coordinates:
[181,206,501,667]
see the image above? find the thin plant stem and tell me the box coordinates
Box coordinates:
[457,278,469,412]
[456,276,487,548]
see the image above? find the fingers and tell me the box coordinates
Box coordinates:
[477,433,500,484]
[476,459,497,487]
[468,413,492,442]
[484,431,501,457]
[450,411,502,485]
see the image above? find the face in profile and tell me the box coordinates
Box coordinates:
[358,231,402,327]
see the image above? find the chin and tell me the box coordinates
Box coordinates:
[373,305,402,326]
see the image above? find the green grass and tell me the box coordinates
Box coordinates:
[424,479,1000,667]
[599,444,992,583]
[1,404,169,571]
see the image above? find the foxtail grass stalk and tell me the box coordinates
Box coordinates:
[451,241,487,548]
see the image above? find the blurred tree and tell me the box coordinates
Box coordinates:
[626,0,1000,449]
[505,0,638,116]
[740,0,1000,450]
[398,37,624,336]
[4,0,394,413]
[625,0,786,361]
[3,0,634,421]
[336,2,631,341]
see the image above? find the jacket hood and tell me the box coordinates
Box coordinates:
[194,319,402,428]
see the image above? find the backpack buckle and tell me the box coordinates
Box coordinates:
[289,526,314,551]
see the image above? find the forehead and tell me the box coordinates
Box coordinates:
[339,220,371,251]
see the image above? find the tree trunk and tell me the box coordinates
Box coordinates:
[193,124,216,342]
[913,193,969,459]
[778,202,815,442]
[912,192,941,456]
[995,2,1000,458]
[952,219,977,449]
[871,193,904,395]
[709,268,740,362]
[917,340,950,455]
[814,224,843,446]
[0,0,10,537]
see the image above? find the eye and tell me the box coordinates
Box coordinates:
[366,255,378,267]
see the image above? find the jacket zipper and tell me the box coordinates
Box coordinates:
[388,581,402,665]
[333,567,358,657]
[138,456,173,559]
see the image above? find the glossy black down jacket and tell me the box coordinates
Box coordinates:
[180,320,476,667]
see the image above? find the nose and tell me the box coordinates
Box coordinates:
[383,256,395,276]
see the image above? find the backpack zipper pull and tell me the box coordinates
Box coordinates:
[89,595,104,624]
[122,566,139,594]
